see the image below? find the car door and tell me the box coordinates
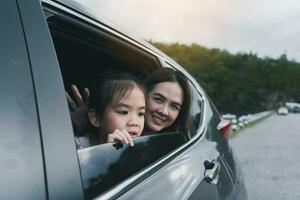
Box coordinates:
[16,0,84,199]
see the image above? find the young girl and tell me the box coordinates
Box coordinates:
[87,71,146,147]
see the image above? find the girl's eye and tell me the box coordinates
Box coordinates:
[116,110,128,115]
[138,112,145,117]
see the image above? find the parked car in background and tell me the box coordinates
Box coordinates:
[238,115,252,127]
[0,0,247,199]
[292,106,300,113]
[277,107,289,115]
[222,114,239,132]
[285,102,300,113]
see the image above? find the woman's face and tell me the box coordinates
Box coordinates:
[145,81,183,132]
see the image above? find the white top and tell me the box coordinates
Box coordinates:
[75,136,90,149]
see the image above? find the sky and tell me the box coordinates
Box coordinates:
[81,0,300,61]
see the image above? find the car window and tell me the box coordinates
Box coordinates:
[43,6,192,198]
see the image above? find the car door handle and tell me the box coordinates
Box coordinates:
[204,159,220,185]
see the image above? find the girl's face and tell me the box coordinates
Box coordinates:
[100,85,146,137]
[145,81,183,132]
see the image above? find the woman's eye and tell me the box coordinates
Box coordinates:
[153,97,163,103]
[171,105,180,111]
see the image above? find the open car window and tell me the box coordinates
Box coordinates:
[43,4,203,198]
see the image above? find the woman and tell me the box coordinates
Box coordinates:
[67,68,191,141]
[143,68,191,134]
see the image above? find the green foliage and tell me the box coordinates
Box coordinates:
[150,42,300,115]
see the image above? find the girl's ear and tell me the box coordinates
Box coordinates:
[88,109,100,127]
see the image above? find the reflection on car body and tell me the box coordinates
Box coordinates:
[0,0,247,199]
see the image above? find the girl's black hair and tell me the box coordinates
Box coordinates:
[90,70,145,117]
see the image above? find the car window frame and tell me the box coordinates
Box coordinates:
[17,0,84,199]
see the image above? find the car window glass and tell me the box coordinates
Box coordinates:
[79,132,186,198]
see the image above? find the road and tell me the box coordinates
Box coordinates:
[230,114,300,200]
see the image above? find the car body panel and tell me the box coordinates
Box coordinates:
[0,0,45,199]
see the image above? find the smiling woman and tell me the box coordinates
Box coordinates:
[145,81,183,132]
[144,68,192,135]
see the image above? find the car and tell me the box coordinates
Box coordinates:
[284,102,300,113]
[277,107,289,115]
[293,106,300,113]
[222,114,239,132]
[0,0,247,199]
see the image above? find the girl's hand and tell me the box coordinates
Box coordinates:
[107,129,134,147]
[66,84,90,136]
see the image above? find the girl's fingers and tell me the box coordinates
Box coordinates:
[71,84,84,106]
[117,130,130,145]
[107,129,128,144]
[66,91,76,111]
[107,129,134,146]
[107,132,123,143]
[83,87,90,105]
[122,130,134,146]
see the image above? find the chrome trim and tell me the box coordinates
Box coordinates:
[41,1,209,199]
